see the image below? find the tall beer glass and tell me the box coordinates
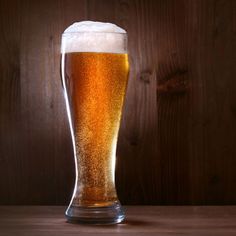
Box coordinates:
[60,21,129,224]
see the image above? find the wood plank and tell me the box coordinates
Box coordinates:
[187,0,236,204]
[115,0,160,205]
[153,0,190,204]
[0,0,87,204]
[0,206,236,236]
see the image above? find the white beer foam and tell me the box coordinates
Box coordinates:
[61,21,127,54]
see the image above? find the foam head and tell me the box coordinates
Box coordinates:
[61,21,127,54]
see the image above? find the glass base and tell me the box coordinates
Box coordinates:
[65,202,125,224]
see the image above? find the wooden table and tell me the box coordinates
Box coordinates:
[0,206,235,235]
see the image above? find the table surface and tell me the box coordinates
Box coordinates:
[0,206,235,236]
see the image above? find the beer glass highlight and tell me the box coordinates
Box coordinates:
[60,21,129,224]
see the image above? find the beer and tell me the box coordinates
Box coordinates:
[65,52,128,206]
[61,21,129,224]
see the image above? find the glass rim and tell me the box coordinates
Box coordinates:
[62,31,127,36]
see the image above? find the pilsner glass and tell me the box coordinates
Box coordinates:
[60,21,129,224]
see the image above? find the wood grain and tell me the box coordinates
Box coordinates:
[0,0,236,205]
[0,206,236,236]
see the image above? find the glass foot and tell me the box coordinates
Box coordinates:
[65,202,125,224]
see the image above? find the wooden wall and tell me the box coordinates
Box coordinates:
[0,0,236,205]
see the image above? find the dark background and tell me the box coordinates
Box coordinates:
[0,0,236,205]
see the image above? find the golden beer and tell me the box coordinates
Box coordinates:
[61,21,129,224]
[64,52,128,206]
